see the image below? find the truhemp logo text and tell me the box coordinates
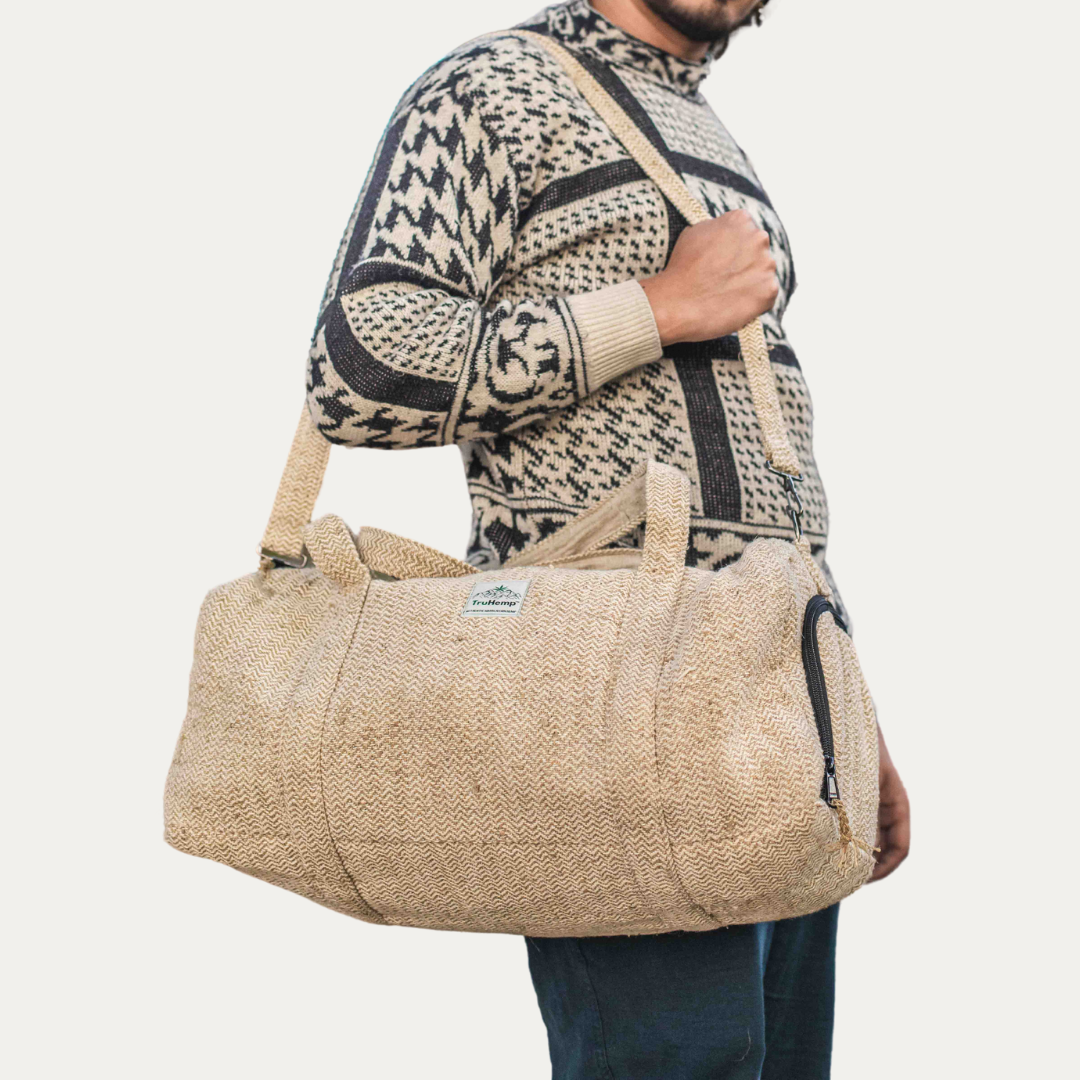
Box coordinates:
[461,579,532,617]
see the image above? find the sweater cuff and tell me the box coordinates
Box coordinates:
[566,280,663,392]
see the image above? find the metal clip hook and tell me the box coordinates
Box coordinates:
[766,462,804,540]
[260,547,312,569]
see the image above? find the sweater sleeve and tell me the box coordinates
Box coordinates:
[306,41,662,449]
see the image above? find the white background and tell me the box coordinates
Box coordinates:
[3,1,1077,1076]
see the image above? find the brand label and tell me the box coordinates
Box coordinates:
[461,579,531,617]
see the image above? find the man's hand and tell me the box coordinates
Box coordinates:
[640,209,779,346]
[870,725,910,882]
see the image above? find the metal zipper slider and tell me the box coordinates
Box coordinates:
[824,755,841,803]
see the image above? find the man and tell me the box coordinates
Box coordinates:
[306,0,910,1075]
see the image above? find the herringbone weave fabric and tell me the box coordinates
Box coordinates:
[166,461,878,934]
[164,35,880,935]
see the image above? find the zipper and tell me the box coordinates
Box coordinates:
[801,594,849,804]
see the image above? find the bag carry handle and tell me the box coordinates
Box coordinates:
[325,459,687,580]
[504,459,685,571]
[259,29,804,570]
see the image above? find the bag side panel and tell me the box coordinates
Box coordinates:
[655,540,874,924]
[164,569,364,916]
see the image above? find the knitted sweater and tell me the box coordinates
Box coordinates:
[307,0,835,588]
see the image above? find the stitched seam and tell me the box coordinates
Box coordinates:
[574,942,619,1080]
[270,610,318,899]
[318,577,390,923]
[647,571,716,925]
[599,581,657,924]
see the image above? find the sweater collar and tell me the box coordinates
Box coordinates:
[529,0,714,97]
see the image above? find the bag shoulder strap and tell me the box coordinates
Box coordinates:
[512,30,803,480]
[261,403,330,568]
[259,29,804,569]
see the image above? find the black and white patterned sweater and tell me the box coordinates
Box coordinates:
[307,0,836,585]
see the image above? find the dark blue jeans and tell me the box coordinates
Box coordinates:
[526,905,839,1080]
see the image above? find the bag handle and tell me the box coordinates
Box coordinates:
[503,458,694,571]
[344,459,687,580]
[355,526,478,579]
[259,29,804,569]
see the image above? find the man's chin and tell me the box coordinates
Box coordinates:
[640,0,747,43]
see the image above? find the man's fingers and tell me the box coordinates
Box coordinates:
[869,784,910,882]
[870,836,903,881]
[869,726,910,883]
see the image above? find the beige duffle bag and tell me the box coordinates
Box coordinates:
[164,32,879,936]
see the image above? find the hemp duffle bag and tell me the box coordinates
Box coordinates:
[164,32,879,936]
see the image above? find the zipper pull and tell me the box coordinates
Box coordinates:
[824,755,879,858]
[824,755,841,803]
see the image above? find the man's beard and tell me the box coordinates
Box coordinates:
[640,0,758,44]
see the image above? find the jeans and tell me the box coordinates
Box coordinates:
[526,904,839,1080]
